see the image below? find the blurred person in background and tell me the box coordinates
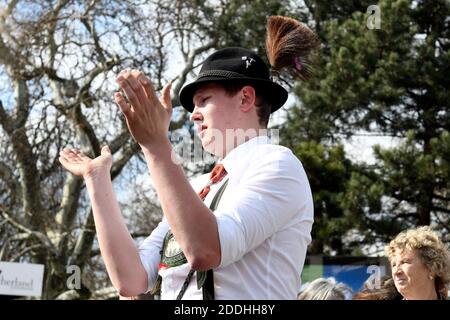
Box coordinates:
[385,226,450,300]
[298,277,352,300]
[352,275,402,300]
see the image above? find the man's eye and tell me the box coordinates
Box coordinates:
[202,97,210,103]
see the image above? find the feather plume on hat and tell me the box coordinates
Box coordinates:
[266,16,319,81]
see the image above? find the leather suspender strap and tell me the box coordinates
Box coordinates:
[200,179,228,300]
[202,269,215,300]
[209,179,228,212]
[167,179,228,300]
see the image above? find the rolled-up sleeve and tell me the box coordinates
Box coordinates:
[137,174,206,293]
[138,218,169,292]
[216,149,311,268]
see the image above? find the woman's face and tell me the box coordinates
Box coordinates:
[390,248,435,299]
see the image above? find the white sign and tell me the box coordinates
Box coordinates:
[0,261,44,297]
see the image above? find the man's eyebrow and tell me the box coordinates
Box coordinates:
[193,90,207,104]
[193,93,201,105]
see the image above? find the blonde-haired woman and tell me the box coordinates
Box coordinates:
[385,226,450,300]
[298,277,352,300]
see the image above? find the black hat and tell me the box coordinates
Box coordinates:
[179,47,288,113]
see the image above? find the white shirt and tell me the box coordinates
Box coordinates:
[138,135,314,299]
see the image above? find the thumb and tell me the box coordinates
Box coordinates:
[101,145,111,155]
[161,82,173,115]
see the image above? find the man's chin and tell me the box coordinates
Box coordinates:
[202,141,224,158]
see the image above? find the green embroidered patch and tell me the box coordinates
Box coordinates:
[161,231,187,267]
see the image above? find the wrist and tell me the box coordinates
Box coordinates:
[83,167,111,182]
[140,139,172,161]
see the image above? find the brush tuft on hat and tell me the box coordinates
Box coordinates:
[266,16,319,81]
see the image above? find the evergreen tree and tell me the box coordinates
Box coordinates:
[283,0,450,253]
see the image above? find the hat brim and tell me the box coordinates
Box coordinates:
[179,76,288,113]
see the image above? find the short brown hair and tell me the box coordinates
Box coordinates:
[217,81,272,128]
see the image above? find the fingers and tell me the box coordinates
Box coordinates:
[116,72,142,111]
[116,69,169,118]
[136,72,158,105]
[101,145,111,155]
[127,70,149,107]
[161,82,173,115]
[135,72,173,117]
[58,155,68,165]
[115,91,133,118]
[116,70,156,113]
[59,148,90,163]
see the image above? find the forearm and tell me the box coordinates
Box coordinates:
[141,140,221,270]
[85,172,148,295]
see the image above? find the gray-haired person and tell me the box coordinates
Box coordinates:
[298,277,352,300]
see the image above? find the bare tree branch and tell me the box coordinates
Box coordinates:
[11,244,44,262]
[55,286,119,300]
[9,126,45,229]
[111,141,141,180]
[68,207,95,268]
[433,193,450,202]
[432,206,450,214]
[109,130,131,154]
[0,0,19,19]
[54,289,82,300]
[1,211,57,256]
[7,233,30,241]
[0,33,20,71]
[0,97,14,133]
[53,174,84,259]
[80,12,107,65]
[46,0,71,68]
[172,41,217,104]
[0,160,20,195]
[90,286,119,300]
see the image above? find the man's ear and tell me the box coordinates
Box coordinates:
[239,86,256,112]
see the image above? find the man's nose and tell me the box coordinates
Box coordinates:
[190,107,203,122]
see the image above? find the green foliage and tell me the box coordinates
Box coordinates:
[212,0,294,58]
[373,130,450,228]
[283,0,450,253]
[291,141,355,254]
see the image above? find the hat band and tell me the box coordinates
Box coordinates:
[197,70,251,80]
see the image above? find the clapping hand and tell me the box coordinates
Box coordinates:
[114,70,172,148]
[59,146,112,179]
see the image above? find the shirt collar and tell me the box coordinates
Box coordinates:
[220,135,271,174]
